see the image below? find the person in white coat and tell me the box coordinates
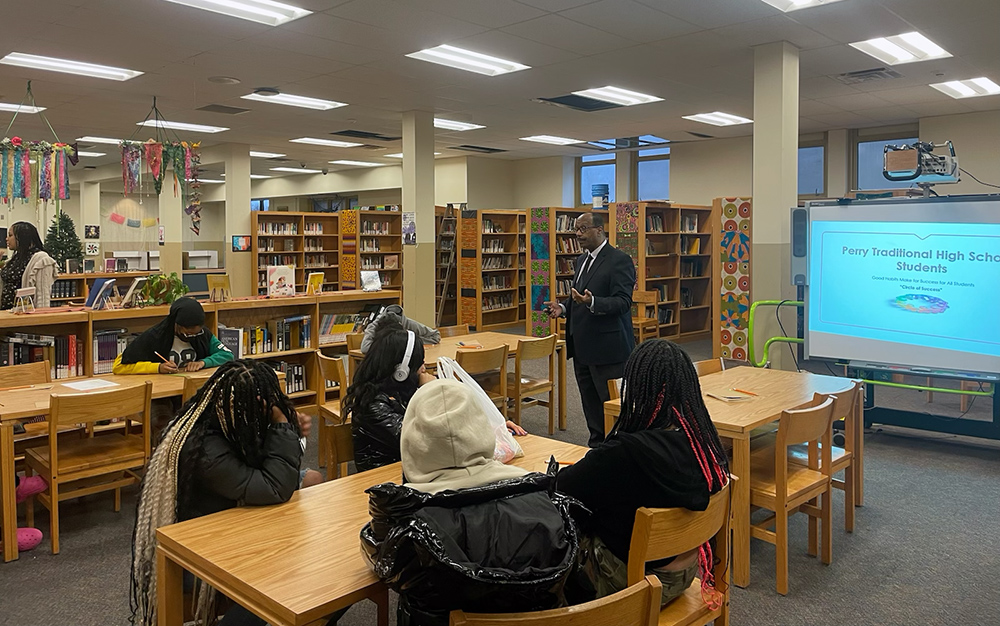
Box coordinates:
[0,222,59,309]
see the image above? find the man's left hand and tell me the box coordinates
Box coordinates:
[183,361,206,372]
[570,288,593,306]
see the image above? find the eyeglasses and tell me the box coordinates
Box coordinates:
[177,328,205,340]
[575,225,599,234]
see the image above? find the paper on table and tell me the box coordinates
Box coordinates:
[63,379,120,391]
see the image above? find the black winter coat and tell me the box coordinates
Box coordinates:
[360,472,582,626]
[177,422,302,521]
[352,392,407,472]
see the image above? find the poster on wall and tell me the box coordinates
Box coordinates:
[85,242,100,257]
[232,235,251,252]
[158,226,165,246]
[85,225,100,239]
[402,212,416,245]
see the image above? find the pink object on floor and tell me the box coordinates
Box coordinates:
[15,475,48,503]
[1,528,44,552]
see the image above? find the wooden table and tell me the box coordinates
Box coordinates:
[349,331,569,430]
[156,434,588,626]
[603,367,857,589]
[0,368,227,563]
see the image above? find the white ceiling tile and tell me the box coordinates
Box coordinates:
[873,86,957,105]
[709,15,838,51]
[817,92,893,111]
[501,14,635,55]
[808,111,878,127]
[447,30,579,68]
[799,45,890,79]
[640,0,779,30]
[408,0,548,28]
[560,1,703,43]
[329,0,489,40]
[853,105,920,123]
[790,1,916,46]
[906,100,976,117]
[282,13,412,52]
[799,99,842,116]
[799,76,861,99]
[515,0,600,12]
[251,30,390,66]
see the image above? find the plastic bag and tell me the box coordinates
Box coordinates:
[437,356,524,463]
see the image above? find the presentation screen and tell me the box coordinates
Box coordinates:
[805,196,1000,374]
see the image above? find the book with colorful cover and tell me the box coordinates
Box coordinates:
[305,272,324,295]
[207,274,232,303]
[266,265,296,297]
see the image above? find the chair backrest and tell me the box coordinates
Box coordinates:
[830,380,863,425]
[456,344,508,376]
[49,381,153,469]
[627,483,731,586]
[439,324,470,338]
[0,360,51,387]
[633,290,658,305]
[317,352,347,395]
[182,375,210,403]
[449,574,661,626]
[516,334,557,362]
[328,422,354,479]
[778,396,835,450]
[346,332,364,352]
[608,377,623,401]
[694,358,724,377]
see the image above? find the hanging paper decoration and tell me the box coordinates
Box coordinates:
[109,212,127,224]
[122,143,142,195]
[141,217,159,228]
[184,142,202,236]
[0,138,75,204]
[126,218,142,228]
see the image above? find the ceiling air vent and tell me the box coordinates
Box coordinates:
[686,131,715,139]
[535,94,622,112]
[331,130,401,142]
[197,104,251,115]
[454,145,507,154]
[833,67,903,85]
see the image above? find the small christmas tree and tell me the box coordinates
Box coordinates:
[44,210,84,269]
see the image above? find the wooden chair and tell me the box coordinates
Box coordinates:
[181,375,211,403]
[632,290,660,344]
[24,381,153,554]
[607,377,623,401]
[9,362,74,473]
[439,324,470,338]
[450,575,661,626]
[456,344,508,418]
[748,396,836,594]
[693,358,724,377]
[346,332,364,382]
[316,352,348,476]
[326,422,354,480]
[507,335,557,434]
[627,483,732,626]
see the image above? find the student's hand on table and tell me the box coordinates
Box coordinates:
[506,420,527,436]
[295,411,312,438]
[418,371,436,386]
[158,361,179,374]
[570,288,593,306]
[183,361,205,372]
[545,301,563,318]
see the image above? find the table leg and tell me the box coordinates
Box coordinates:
[854,390,864,506]
[557,344,566,431]
[1,423,18,562]
[374,585,390,626]
[730,436,751,588]
[157,547,184,626]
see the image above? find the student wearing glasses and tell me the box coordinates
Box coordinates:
[114,297,234,374]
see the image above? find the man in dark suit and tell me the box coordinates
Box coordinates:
[547,212,635,446]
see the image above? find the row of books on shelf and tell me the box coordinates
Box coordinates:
[645,240,673,256]
[361,254,399,270]
[360,238,386,252]
[258,255,297,268]
[439,240,454,251]
[305,237,330,251]
[680,214,700,233]
[680,259,705,278]
[555,214,580,232]
[317,304,386,344]
[303,222,326,235]
[654,306,675,325]
[258,222,299,235]
[555,236,582,254]
[482,257,514,270]
[258,237,297,253]
[483,275,512,290]
[304,254,331,268]
[555,278,574,297]
[93,329,135,375]
[482,239,509,253]
[646,214,667,233]
[52,279,83,299]
[267,361,307,394]
[680,287,695,308]
[217,316,312,357]
[556,257,577,274]
[680,235,702,255]
[481,218,510,234]
[0,333,85,378]
[483,293,514,311]
[360,220,394,235]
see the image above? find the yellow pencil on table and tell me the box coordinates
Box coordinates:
[731,387,758,396]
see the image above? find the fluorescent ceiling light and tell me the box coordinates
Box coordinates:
[572,86,663,106]
[0,103,45,114]
[329,160,386,167]
[77,136,126,145]
[270,166,322,174]
[520,135,585,146]
[0,52,142,81]
[406,44,530,77]
[849,32,951,65]
[682,111,753,126]
[433,118,484,131]
[930,77,1000,99]
[137,119,229,133]
[241,92,347,110]
[289,137,362,148]
[250,174,272,179]
[384,152,441,158]
[197,178,225,184]
[758,0,845,12]
[249,150,285,158]
[161,0,311,26]
[76,151,106,157]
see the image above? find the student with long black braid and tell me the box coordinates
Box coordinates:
[556,339,729,608]
[130,360,327,626]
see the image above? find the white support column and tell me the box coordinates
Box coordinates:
[826,129,850,197]
[615,150,634,202]
[401,110,435,326]
[752,41,799,370]
[224,145,253,297]
[159,176,184,276]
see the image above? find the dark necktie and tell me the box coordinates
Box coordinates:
[577,254,593,285]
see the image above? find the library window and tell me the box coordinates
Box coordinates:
[798,146,825,196]
[637,146,670,201]
[250,199,270,211]
[857,137,918,190]
[579,153,616,205]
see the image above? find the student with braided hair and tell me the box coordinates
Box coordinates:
[130,360,325,626]
[556,339,729,608]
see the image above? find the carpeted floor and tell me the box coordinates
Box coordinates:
[2,339,998,626]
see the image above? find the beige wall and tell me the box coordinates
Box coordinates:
[435,157,467,205]
[466,157,515,209]
[668,137,753,206]
[513,156,576,208]
[357,189,403,206]
[920,110,1000,195]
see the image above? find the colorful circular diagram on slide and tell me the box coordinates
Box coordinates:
[892,294,949,314]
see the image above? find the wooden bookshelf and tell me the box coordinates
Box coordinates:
[435,205,458,328]
[343,208,403,294]
[475,209,522,331]
[517,211,527,324]
[609,201,718,342]
[51,271,155,304]
[252,211,340,296]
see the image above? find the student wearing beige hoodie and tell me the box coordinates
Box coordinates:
[0,222,59,309]
[361,379,581,626]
